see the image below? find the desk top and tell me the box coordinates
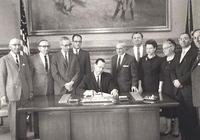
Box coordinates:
[17,94,179,112]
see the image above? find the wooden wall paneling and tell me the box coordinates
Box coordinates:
[128,108,160,140]
[39,111,70,140]
[70,109,128,140]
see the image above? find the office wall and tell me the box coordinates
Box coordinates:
[0,0,200,49]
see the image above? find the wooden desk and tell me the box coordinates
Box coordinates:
[17,95,178,140]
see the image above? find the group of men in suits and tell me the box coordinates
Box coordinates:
[1,30,200,140]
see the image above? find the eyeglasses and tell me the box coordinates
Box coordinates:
[39,45,50,48]
[163,46,172,50]
[10,44,21,46]
[73,41,82,43]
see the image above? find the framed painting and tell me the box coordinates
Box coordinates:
[27,0,171,35]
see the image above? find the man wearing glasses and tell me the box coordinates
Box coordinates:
[30,39,54,138]
[71,34,91,92]
[51,36,80,95]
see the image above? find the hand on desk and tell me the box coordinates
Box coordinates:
[111,89,118,98]
[83,90,97,97]
[131,86,139,93]
[0,96,7,107]
[65,81,74,91]
[173,79,183,88]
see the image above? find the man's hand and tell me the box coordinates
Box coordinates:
[0,96,7,107]
[131,86,138,93]
[64,81,74,91]
[173,79,183,88]
[111,89,118,97]
[29,92,34,100]
[83,90,97,97]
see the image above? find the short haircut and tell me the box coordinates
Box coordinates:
[116,41,126,48]
[145,39,158,49]
[191,29,200,36]
[166,38,176,47]
[95,58,105,64]
[180,32,191,39]
[60,36,70,42]
[72,34,82,41]
[38,39,49,46]
[131,32,144,39]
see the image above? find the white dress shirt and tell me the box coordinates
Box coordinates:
[179,45,191,63]
[39,52,49,70]
[133,45,144,59]
[10,51,20,65]
[117,53,125,65]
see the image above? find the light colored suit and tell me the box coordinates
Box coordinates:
[0,52,32,101]
[30,53,54,96]
[0,52,32,140]
[51,51,80,95]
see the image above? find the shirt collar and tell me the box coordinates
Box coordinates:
[182,45,191,53]
[61,49,68,57]
[73,48,80,54]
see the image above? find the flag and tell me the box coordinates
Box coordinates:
[20,0,30,55]
[185,0,193,34]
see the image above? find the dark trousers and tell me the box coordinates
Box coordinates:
[9,101,27,140]
[176,95,200,140]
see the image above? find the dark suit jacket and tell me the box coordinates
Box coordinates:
[71,49,91,86]
[191,56,200,107]
[127,45,146,64]
[78,72,115,95]
[30,53,54,96]
[0,52,33,101]
[171,45,197,106]
[111,54,138,94]
[51,51,80,95]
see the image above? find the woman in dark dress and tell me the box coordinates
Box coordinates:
[138,39,162,94]
[160,39,179,136]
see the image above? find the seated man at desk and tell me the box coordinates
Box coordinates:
[78,58,118,97]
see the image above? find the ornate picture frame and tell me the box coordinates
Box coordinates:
[27,0,171,35]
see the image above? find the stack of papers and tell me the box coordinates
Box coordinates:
[58,94,78,104]
[130,92,144,101]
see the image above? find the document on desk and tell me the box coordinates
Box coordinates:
[130,92,144,101]
[58,94,71,104]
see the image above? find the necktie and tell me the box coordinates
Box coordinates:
[136,47,140,62]
[97,76,101,89]
[16,55,19,67]
[75,49,79,55]
[117,56,121,70]
[44,55,48,72]
[65,52,69,65]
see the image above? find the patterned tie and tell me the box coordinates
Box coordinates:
[16,54,19,67]
[44,55,48,72]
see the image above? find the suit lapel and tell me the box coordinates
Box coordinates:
[60,52,68,68]
[192,57,200,70]
[119,54,127,70]
[37,54,47,73]
[92,73,99,90]
[8,53,19,70]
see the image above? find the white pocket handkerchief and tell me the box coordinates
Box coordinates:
[123,65,129,68]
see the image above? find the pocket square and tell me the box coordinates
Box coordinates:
[123,65,129,67]
[198,63,200,66]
